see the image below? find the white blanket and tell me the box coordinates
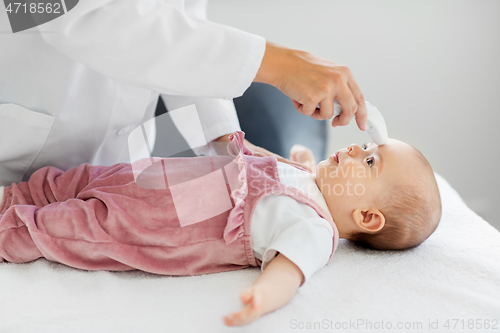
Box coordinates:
[1,173,499,333]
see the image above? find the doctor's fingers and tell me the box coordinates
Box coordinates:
[297,74,359,121]
[293,98,332,120]
[292,99,317,117]
[348,78,368,131]
[292,99,314,117]
[311,97,334,120]
[315,64,367,124]
[331,86,358,127]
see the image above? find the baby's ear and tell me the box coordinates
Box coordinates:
[352,208,385,234]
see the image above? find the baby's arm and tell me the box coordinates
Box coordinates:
[223,253,304,326]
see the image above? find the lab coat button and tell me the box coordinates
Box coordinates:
[117,126,132,135]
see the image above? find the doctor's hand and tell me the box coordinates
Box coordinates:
[212,134,313,172]
[254,41,368,131]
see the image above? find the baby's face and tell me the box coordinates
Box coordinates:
[315,139,421,216]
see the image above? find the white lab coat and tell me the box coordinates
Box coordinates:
[0,0,266,186]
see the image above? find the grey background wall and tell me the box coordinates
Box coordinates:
[207,0,500,230]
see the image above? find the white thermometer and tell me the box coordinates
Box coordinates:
[332,100,388,145]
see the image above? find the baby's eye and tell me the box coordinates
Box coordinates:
[365,157,374,168]
[361,143,368,150]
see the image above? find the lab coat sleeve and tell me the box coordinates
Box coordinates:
[36,0,266,99]
[161,94,241,145]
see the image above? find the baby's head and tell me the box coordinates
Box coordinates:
[315,139,441,250]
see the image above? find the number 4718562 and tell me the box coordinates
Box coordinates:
[5,2,61,14]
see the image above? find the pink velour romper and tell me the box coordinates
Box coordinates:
[0,132,337,276]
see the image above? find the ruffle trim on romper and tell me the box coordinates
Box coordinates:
[0,186,9,214]
[223,131,252,245]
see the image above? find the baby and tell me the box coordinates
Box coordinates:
[295,138,442,250]
[0,131,441,326]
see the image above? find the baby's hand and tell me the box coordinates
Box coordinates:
[223,287,264,326]
[290,145,316,172]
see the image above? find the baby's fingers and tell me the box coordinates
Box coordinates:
[223,305,261,326]
[240,289,262,310]
[224,290,262,326]
[240,289,253,304]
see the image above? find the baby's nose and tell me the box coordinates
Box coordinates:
[347,144,361,156]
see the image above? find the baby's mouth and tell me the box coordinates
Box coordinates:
[330,151,339,163]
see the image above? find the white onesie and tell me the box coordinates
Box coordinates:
[250,162,336,287]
